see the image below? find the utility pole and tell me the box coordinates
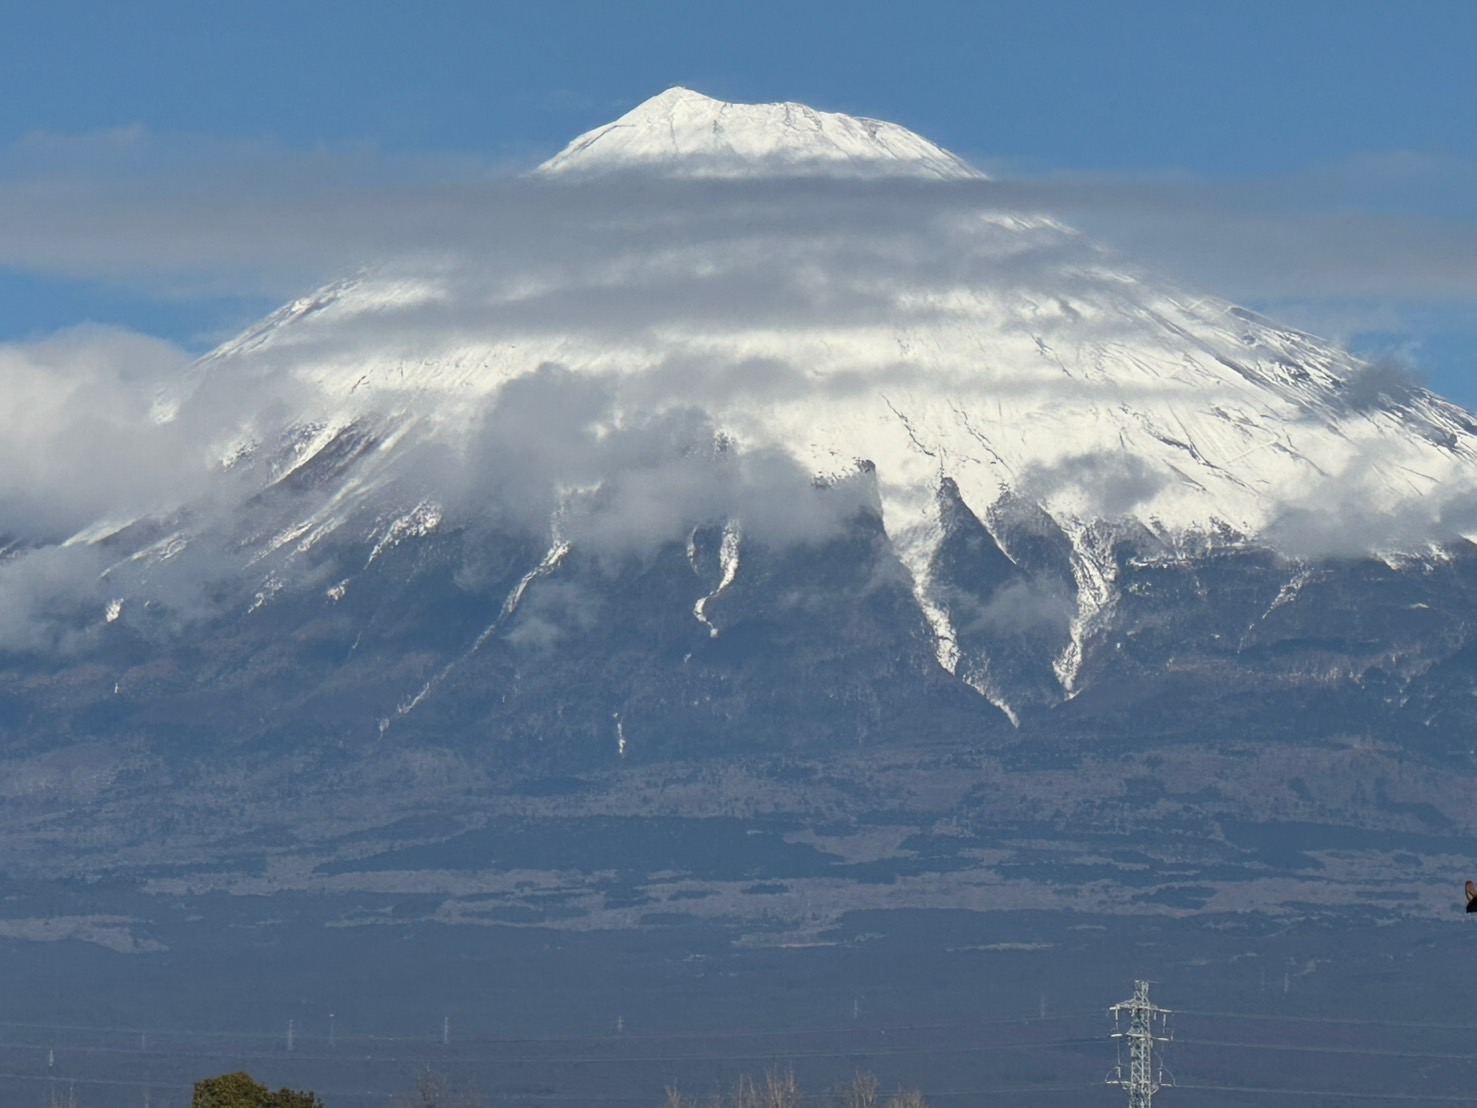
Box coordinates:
[1106,980,1172,1108]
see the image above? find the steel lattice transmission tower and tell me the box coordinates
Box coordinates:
[1106,980,1172,1108]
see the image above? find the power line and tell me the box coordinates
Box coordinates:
[1175,1083,1477,1103]
[1177,1008,1477,1033]
[0,1032,1106,1069]
[0,1009,1100,1046]
[1176,1036,1477,1063]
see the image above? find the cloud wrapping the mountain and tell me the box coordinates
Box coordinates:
[1017,451,1169,520]
[0,326,197,539]
[448,363,875,558]
[0,544,112,654]
[1,132,1476,654]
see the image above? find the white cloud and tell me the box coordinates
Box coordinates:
[0,326,197,538]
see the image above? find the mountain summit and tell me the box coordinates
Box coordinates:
[537,86,981,178]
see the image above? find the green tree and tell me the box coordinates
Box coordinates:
[269,1090,326,1108]
[194,1072,268,1108]
[192,1072,323,1108]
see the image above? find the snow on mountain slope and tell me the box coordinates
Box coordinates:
[80,89,1477,711]
[537,87,981,179]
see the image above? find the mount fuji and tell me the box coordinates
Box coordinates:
[92,88,1477,727]
[2,89,1476,970]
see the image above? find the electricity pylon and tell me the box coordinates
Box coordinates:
[1106,979,1172,1108]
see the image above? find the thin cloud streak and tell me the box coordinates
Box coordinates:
[0,129,1473,315]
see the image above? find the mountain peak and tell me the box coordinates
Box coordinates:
[536,87,982,179]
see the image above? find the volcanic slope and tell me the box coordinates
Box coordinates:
[13,86,1477,752]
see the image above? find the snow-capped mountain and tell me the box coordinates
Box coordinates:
[124,89,1477,722]
[10,88,1477,749]
[536,87,982,179]
[10,93,1477,1075]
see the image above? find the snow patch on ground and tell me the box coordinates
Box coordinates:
[366,500,443,567]
[692,521,741,637]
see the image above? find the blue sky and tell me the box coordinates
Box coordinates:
[3,0,1475,402]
